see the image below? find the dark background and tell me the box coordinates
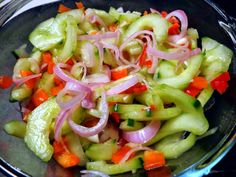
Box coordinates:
[207,0,236,177]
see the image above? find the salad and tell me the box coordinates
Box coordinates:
[2,2,233,176]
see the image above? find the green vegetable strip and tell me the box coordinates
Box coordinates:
[155,132,197,159]
[156,54,203,90]
[107,94,134,104]
[86,156,143,175]
[4,120,26,138]
[24,98,60,162]
[119,120,144,131]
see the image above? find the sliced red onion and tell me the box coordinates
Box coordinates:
[68,92,109,137]
[78,31,119,41]
[54,110,69,141]
[101,42,123,65]
[103,65,111,80]
[81,98,95,109]
[71,62,87,80]
[86,9,107,30]
[150,8,161,15]
[166,10,188,42]
[80,170,109,177]
[147,45,190,61]
[106,75,140,95]
[13,73,42,87]
[58,92,86,110]
[83,73,110,84]
[190,48,201,57]
[54,63,91,93]
[119,30,157,64]
[123,121,161,144]
[119,146,152,164]
[148,56,158,74]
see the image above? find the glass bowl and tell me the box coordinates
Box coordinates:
[0,0,235,177]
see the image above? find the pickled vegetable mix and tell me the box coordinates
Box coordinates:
[3,2,233,176]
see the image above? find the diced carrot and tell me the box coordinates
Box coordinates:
[47,62,55,74]
[112,146,135,164]
[0,75,13,89]
[144,151,166,170]
[58,4,71,13]
[42,52,52,63]
[75,2,84,9]
[54,152,80,168]
[168,23,180,35]
[161,11,168,18]
[192,77,208,89]
[53,138,80,168]
[32,88,49,107]
[50,83,65,96]
[108,23,118,32]
[20,70,38,89]
[143,10,149,16]
[111,68,128,81]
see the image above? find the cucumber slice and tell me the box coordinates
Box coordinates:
[24,98,60,162]
[119,119,144,131]
[66,133,88,166]
[201,38,233,80]
[37,72,55,95]
[109,7,141,25]
[85,139,118,161]
[4,120,26,138]
[94,9,116,26]
[155,132,196,159]
[123,14,168,43]
[156,54,203,89]
[86,156,143,175]
[29,18,64,51]
[10,85,32,102]
[156,60,177,79]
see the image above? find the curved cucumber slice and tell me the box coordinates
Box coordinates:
[155,132,196,159]
[85,139,118,161]
[86,157,143,175]
[123,14,168,43]
[24,98,60,162]
[156,54,203,90]
[29,18,64,51]
[52,15,78,62]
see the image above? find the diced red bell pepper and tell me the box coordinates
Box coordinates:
[32,88,49,107]
[0,75,13,89]
[191,77,208,89]
[210,72,230,94]
[75,2,84,9]
[168,23,180,35]
[184,83,202,97]
[161,11,168,18]
[139,44,148,66]
[110,112,120,124]
[111,68,128,81]
[58,4,71,13]
[144,150,166,170]
[20,70,39,89]
[111,146,135,164]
